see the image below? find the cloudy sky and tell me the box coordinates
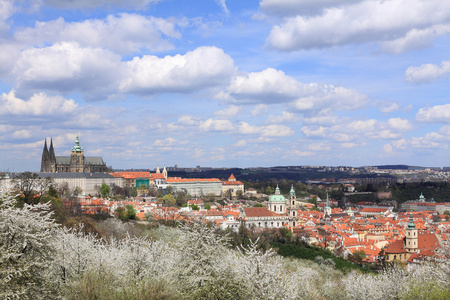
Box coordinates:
[1,0,449,171]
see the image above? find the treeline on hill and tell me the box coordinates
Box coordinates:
[168,167,395,183]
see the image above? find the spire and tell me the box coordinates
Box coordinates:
[49,138,56,162]
[275,184,280,195]
[407,212,417,230]
[289,184,295,197]
[162,166,168,179]
[156,166,160,173]
[43,138,48,154]
[41,138,49,172]
[325,193,331,209]
[71,134,83,152]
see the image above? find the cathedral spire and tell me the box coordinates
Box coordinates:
[41,138,49,172]
[49,138,56,162]
[43,138,48,154]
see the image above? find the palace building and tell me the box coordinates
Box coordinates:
[40,135,109,173]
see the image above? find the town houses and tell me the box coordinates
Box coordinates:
[50,185,450,269]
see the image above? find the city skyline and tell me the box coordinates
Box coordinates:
[0,0,449,171]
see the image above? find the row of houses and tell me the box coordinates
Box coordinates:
[0,171,244,198]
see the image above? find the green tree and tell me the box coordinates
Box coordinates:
[348,250,366,264]
[115,205,136,221]
[205,204,211,210]
[101,183,110,197]
[254,203,263,207]
[162,194,176,207]
[191,204,200,211]
[309,196,318,208]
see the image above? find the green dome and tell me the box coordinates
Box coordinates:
[269,185,286,202]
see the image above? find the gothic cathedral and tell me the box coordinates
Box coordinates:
[40,135,109,173]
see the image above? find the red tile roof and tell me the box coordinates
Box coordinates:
[384,239,407,254]
[167,178,221,183]
[110,171,151,179]
[244,207,278,217]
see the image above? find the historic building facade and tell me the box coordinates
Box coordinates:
[40,135,109,173]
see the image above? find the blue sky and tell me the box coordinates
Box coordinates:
[1,0,449,171]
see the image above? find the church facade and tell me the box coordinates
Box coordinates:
[40,135,109,173]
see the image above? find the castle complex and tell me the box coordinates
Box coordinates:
[40,135,109,173]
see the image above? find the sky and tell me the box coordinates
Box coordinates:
[0,0,449,172]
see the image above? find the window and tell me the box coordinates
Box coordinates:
[394,255,397,260]
[293,211,296,216]
[293,222,296,227]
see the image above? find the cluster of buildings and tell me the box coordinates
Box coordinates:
[61,186,450,270]
[1,136,449,268]
[0,137,245,197]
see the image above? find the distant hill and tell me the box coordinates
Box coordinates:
[373,165,410,170]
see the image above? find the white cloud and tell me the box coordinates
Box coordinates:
[301,118,413,142]
[251,104,268,116]
[266,111,299,123]
[377,101,400,113]
[265,0,450,52]
[387,118,413,131]
[234,140,247,147]
[292,85,368,114]
[13,42,121,99]
[215,0,229,15]
[220,68,368,114]
[199,119,234,132]
[260,0,358,17]
[380,25,450,53]
[120,46,235,94]
[282,150,314,159]
[16,14,180,55]
[214,105,241,118]
[0,90,77,116]
[154,137,176,146]
[12,129,32,139]
[387,127,450,152]
[43,0,161,10]
[405,61,450,83]
[416,104,450,123]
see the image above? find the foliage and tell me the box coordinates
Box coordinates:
[116,205,136,221]
[204,203,211,210]
[162,194,176,206]
[100,183,110,197]
[272,242,365,273]
[254,203,263,207]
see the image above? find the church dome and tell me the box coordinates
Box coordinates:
[269,185,285,202]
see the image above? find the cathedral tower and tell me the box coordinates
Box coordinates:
[70,135,85,172]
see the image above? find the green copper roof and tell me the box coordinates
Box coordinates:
[325,193,331,209]
[71,134,83,152]
[289,185,295,197]
[407,212,416,230]
[269,184,286,202]
[419,192,425,202]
